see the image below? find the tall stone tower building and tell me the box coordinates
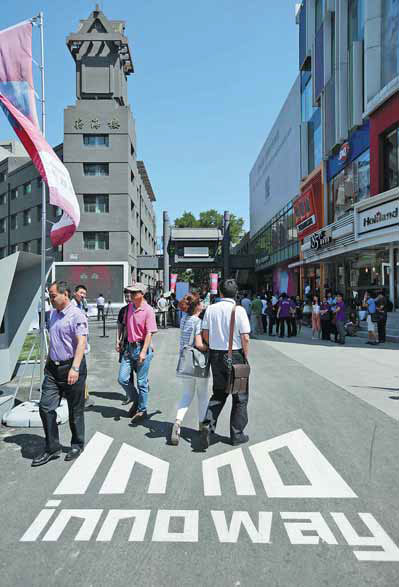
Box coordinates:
[62,6,157,285]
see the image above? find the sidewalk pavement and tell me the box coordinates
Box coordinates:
[255,325,399,422]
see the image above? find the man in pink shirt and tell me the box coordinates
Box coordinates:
[117,283,157,423]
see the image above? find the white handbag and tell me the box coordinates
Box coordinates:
[176,322,210,378]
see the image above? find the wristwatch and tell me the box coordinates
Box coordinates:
[71,366,79,373]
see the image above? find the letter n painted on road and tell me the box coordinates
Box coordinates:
[202,448,256,496]
[249,429,357,498]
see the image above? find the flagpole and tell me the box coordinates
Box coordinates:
[38,11,46,391]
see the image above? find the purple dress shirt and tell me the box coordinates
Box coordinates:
[48,303,88,362]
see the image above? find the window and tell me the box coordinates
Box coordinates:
[54,206,62,218]
[301,72,317,123]
[130,143,135,157]
[382,0,399,87]
[11,187,18,200]
[131,170,134,183]
[83,163,109,176]
[23,182,32,195]
[383,127,399,191]
[36,238,41,254]
[83,134,109,146]
[0,171,5,183]
[83,231,109,250]
[308,108,322,171]
[83,194,109,213]
[0,218,6,233]
[10,244,17,253]
[329,150,370,222]
[10,214,17,230]
[315,0,324,32]
[22,241,31,252]
[0,193,5,206]
[23,209,32,225]
[37,205,42,222]
[348,0,365,127]
[36,177,42,189]
[0,246,6,259]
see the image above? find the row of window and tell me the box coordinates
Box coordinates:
[0,239,42,257]
[82,134,136,158]
[0,205,61,232]
[253,203,298,262]
[0,178,43,204]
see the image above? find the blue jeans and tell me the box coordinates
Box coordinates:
[118,343,153,412]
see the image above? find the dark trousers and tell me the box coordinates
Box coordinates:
[261,314,267,333]
[290,317,297,337]
[97,305,105,321]
[39,358,87,453]
[267,316,275,335]
[321,320,330,340]
[279,317,291,337]
[377,316,387,342]
[204,350,249,442]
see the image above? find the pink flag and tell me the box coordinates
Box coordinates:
[170,274,178,292]
[210,273,218,294]
[0,93,80,245]
[0,21,38,127]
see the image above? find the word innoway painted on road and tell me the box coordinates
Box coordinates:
[20,430,399,562]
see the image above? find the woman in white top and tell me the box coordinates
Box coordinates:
[312,295,321,339]
[171,293,209,446]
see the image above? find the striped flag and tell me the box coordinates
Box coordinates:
[0,20,80,246]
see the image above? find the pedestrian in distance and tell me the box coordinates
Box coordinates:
[289,296,297,337]
[363,291,378,346]
[266,299,275,336]
[250,294,263,336]
[157,293,169,329]
[117,283,157,424]
[375,291,387,343]
[320,296,331,340]
[261,296,268,334]
[240,292,251,318]
[277,292,292,338]
[295,295,303,335]
[116,288,138,411]
[71,284,94,409]
[333,293,346,345]
[311,295,321,339]
[96,293,105,321]
[170,293,210,446]
[32,281,88,467]
[200,279,251,449]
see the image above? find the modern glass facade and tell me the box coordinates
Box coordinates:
[301,70,322,172]
[382,0,399,87]
[383,126,399,191]
[328,149,370,222]
[253,201,299,269]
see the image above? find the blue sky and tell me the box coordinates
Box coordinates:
[1,1,299,234]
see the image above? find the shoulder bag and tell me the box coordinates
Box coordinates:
[225,305,251,394]
[176,319,210,378]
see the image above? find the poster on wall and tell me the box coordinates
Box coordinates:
[210,273,218,294]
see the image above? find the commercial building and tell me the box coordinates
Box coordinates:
[295,0,399,307]
[249,77,301,294]
[0,6,158,299]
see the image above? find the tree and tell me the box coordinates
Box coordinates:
[174,209,245,244]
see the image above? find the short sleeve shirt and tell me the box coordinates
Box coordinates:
[336,301,345,321]
[48,303,88,362]
[127,301,158,342]
[179,315,202,355]
[202,299,250,351]
[367,298,376,314]
[278,299,292,318]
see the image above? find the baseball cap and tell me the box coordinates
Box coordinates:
[125,283,147,294]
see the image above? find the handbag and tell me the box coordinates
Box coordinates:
[176,319,210,378]
[225,305,251,395]
[370,312,379,323]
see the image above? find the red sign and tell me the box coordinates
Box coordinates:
[210,273,218,294]
[170,274,178,292]
[294,187,317,236]
[338,142,350,162]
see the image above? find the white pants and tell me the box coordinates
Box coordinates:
[175,376,209,423]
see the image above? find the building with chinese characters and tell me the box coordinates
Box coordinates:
[0,6,158,298]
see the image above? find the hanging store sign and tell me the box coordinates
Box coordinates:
[338,142,350,162]
[357,199,399,236]
[310,229,333,250]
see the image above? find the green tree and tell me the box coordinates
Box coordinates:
[174,211,198,228]
[174,209,245,244]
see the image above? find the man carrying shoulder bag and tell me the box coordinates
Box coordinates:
[200,279,251,449]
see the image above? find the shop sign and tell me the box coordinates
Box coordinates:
[310,229,332,250]
[338,142,350,162]
[358,199,399,236]
[297,214,316,233]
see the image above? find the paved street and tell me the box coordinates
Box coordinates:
[1,321,399,587]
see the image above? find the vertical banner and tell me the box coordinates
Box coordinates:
[170,274,178,292]
[210,273,218,294]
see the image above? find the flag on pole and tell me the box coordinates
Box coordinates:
[0,20,80,246]
[0,21,38,127]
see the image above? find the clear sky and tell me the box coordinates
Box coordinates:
[1,1,299,235]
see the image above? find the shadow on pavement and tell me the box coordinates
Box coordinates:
[91,390,126,402]
[3,433,68,459]
[88,404,129,421]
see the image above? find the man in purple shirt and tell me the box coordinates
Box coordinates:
[277,293,292,338]
[32,281,88,467]
[333,293,346,345]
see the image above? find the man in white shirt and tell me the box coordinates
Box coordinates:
[201,279,251,449]
[96,294,105,321]
[157,293,169,329]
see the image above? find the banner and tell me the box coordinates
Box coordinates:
[0,93,80,245]
[0,21,38,127]
[210,273,218,294]
[170,274,178,292]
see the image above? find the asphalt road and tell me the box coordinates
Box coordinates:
[1,322,399,587]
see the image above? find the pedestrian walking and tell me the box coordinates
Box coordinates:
[376,292,387,343]
[261,296,267,334]
[295,296,303,335]
[363,291,378,345]
[250,294,263,336]
[289,296,297,337]
[157,293,169,329]
[32,281,88,467]
[333,293,346,345]
[117,283,157,424]
[170,293,210,446]
[200,279,250,449]
[266,299,276,335]
[320,297,331,340]
[71,284,95,409]
[240,293,251,318]
[96,293,105,321]
[311,296,321,339]
[277,292,292,337]
[116,288,138,410]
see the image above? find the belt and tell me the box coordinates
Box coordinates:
[49,357,74,366]
[128,340,145,347]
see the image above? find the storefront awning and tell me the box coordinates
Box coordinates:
[288,260,305,269]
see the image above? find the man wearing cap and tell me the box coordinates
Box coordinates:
[32,281,88,467]
[117,283,157,423]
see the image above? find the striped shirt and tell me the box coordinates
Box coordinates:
[179,315,202,355]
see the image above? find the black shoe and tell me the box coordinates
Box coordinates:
[200,424,210,450]
[127,403,138,418]
[121,398,132,406]
[31,450,61,467]
[231,435,249,446]
[129,411,147,425]
[65,447,84,461]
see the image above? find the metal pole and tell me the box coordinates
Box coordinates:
[163,211,170,292]
[223,210,231,280]
[38,12,47,390]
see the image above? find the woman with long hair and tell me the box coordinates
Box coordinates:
[312,295,321,339]
[171,293,210,446]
